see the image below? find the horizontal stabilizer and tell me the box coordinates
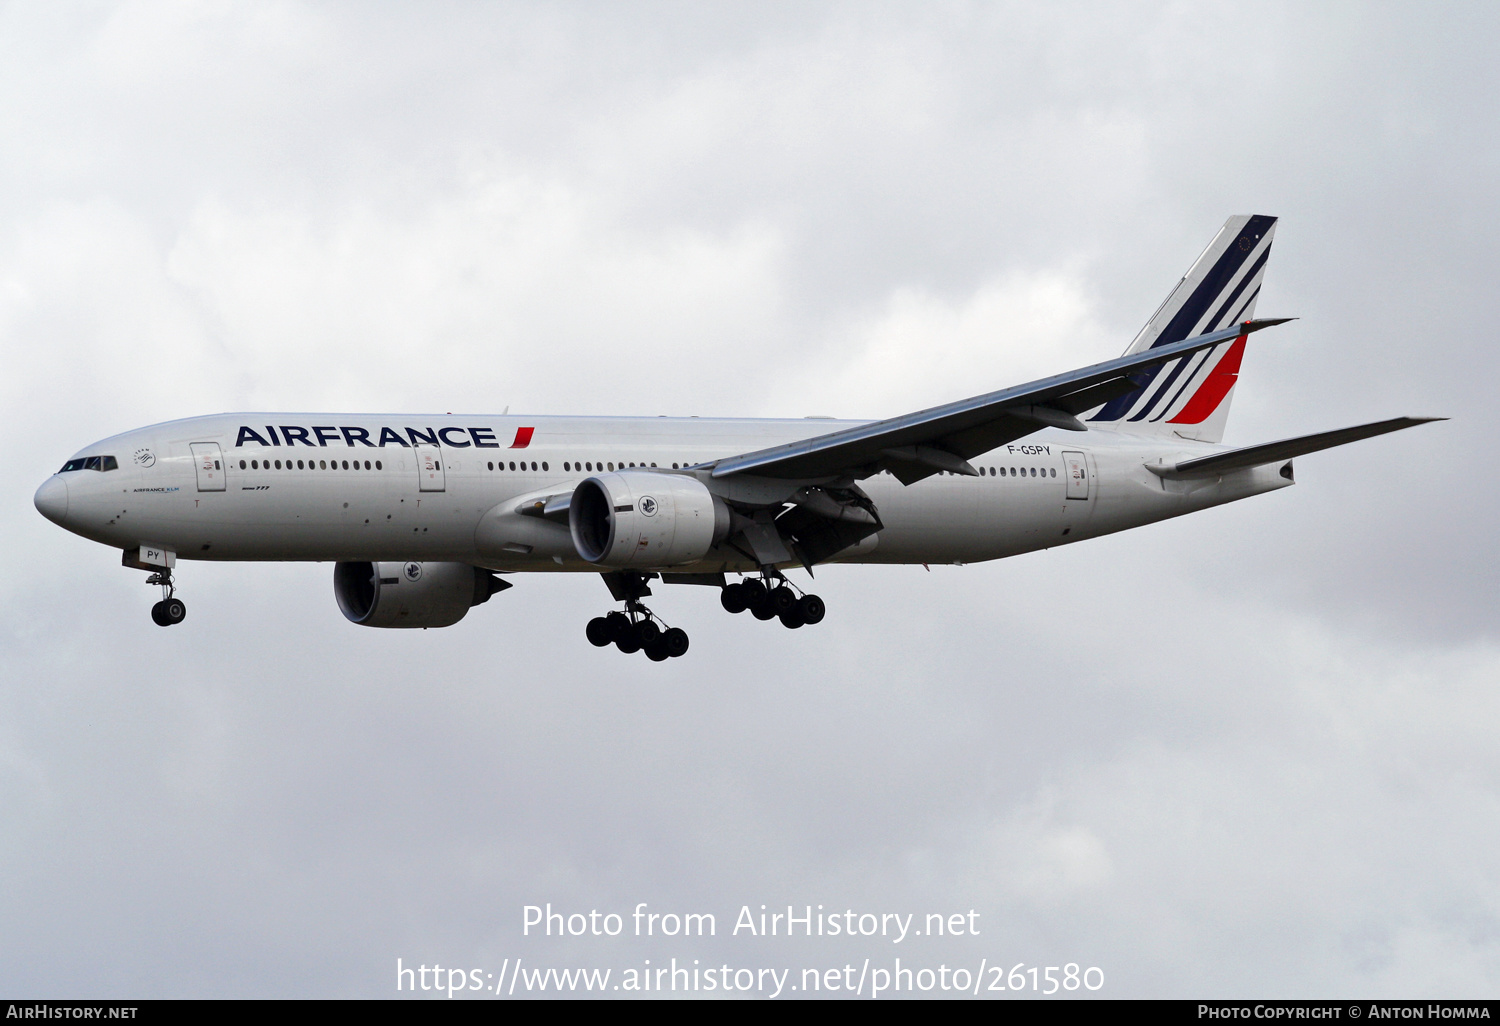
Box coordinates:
[1148,417,1446,479]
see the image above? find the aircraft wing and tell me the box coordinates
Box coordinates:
[709,319,1293,484]
[1147,416,1445,480]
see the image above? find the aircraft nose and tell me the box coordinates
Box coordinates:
[34,476,69,525]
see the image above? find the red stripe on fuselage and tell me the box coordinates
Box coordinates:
[1168,335,1245,425]
[510,427,534,449]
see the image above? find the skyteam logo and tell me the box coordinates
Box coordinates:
[404,562,423,582]
[639,496,658,517]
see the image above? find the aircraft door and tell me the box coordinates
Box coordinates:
[1063,450,1089,500]
[191,442,226,491]
[415,444,446,492]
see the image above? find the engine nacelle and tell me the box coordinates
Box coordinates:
[333,561,507,628]
[570,471,730,568]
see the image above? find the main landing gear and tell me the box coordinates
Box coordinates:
[586,572,689,661]
[720,574,825,629]
[586,609,690,661]
[146,569,186,627]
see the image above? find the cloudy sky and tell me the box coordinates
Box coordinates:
[2,0,1496,999]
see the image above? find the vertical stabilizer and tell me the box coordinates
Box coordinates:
[1087,215,1277,443]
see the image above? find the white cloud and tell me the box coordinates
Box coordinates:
[771,267,1109,419]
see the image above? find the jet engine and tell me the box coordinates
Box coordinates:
[333,561,509,628]
[570,471,730,568]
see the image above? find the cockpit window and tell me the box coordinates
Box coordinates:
[58,455,119,473]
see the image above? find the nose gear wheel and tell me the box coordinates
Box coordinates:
[145,569,186,627]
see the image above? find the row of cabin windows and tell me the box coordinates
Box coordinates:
[236,455,1057,478]
[986,466,1055,478]
[237,456,672,474]
[484,460,689,473]
[566,461,663,472]
[241,458,383,471]
[934,466,1057,478]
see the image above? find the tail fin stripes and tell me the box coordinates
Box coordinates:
[1088,215,1278,443]
[1167,334,1246,425]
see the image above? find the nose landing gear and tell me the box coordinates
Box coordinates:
[720,573,824,629]
[146,570,186,627]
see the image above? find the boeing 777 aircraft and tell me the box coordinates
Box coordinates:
[34,216,1439,659]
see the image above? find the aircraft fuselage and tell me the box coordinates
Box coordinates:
[38,412,1293,573]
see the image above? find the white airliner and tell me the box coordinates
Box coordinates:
[34,216,1438,659]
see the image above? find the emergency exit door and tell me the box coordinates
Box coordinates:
[1062,450,1089,500]
[415,445,446,492]
[191,442,226,491]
